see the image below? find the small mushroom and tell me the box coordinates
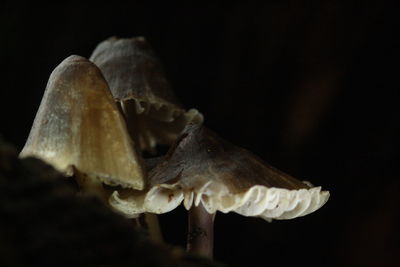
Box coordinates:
[20,55,146,197]
[110,123,330,257]
[89,37,203,152]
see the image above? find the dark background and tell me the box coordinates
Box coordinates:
[1,1,399,266]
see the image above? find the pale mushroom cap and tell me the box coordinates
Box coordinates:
[20,55,145,190]
[89,37,203,150]
[110,124,329,220]
[89,36,178,105]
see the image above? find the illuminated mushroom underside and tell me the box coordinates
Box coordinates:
[111,124,329,221]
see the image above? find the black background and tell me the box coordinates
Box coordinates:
[1,1,399,266]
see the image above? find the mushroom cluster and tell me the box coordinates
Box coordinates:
[89,37,203,152]
[20,37,330,260]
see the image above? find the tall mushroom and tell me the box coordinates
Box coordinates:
[19,55,145,199]
[89,37,203,152]
[90,37,203,242]
[110,123,330,258]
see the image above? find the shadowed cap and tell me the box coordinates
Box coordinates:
[20,55,145,190]
[90,37,203,151]
[90,36,178,105]
[110,123,329,221]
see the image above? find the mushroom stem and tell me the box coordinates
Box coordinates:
[120,100,143,151]
[74,171,108,202]
[135,213,164,244]
[118,100,164,243]
[120,99,157,154]
[145,213,164,244]
[187,203,215,259]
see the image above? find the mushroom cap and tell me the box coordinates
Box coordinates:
[89,36,177,106]
[20,55,145,190]
[110,123,329,220]
[89,37,203,151]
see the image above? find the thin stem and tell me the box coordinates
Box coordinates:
[135,213,164,244]
[74,171,108,202]
[119,100,164,244]
[120,100,142,151]
[187,203,215,259]
[145,213,164,244]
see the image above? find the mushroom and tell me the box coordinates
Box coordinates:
[110,123,330,258]
[19,55,146,198]
[89,37,203,152]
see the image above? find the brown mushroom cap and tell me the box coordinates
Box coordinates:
[89,37,203,151]
[110,123,329,220]
[20,55,145,190]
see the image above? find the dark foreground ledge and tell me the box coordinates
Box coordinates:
[0,138,222,267]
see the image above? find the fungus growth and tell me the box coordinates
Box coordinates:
[90,37,203,152]
[111,123,330,258]
[20,55,145,198]
[19,37,330,262]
